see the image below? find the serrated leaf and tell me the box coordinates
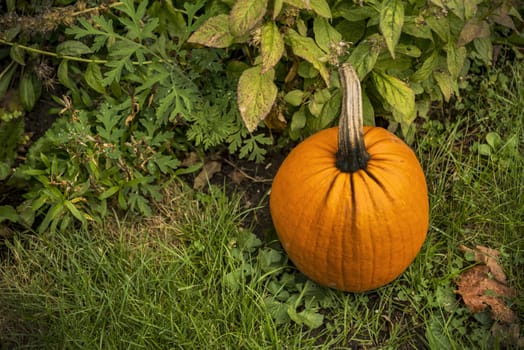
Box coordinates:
[310,0,332,18]
[237,65,277,132]
[85,62,106,94]
[286,29,330,86]
[56,40,93,56]
[19,72,41,111]
[447,42,467,79]
[313,17,342,53]
[261,21,284,73]
[457,19,490,47]
[379,0,404,59]
[411,50,439,82]
[229,0,268,37]
[187,15,234,48]
[287,306,324,329]
[346,39,380,79]
[371,71,415,124]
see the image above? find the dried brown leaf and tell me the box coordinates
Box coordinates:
[193,161,221,190]
[456,245,518,323]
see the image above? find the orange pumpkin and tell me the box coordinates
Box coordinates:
[269,64,429,292]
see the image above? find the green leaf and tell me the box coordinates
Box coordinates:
[446,42,467,79]
[56,40,93,56]
[0,163,10,181]
[396,44,421,57]
[310,0,332,18]
[473,37,493,66]
[0,205,19,223]
[433,70,455,102]
[402,16,433,40]
[285,29,330,86]
[57,60,75,89]
[0,61,17,98]
[290,106,307,132]
[85,62,106,94]
[371,71,415,124]
[287,306,324,329]
[19,72,41,111]
[426,16,450,42]
[313,17,342,53]
[261,21,284,73]
[229,0,268,37]
[379,0,404,59]
[10,46,25,65]
[273,0,283,19]
[187,15,234,48]
[486,132,502,149]
[63,200,88,225]
[237,65,278,132]
[346,39,380,79]
[411,50,439,82]
[284,90,305,106]
[457,19,490,47]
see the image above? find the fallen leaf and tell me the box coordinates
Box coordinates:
[193,160,221,190]
[455,245,517,323]
[229,169,247,185]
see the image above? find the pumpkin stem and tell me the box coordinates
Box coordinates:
[336,63,371,173]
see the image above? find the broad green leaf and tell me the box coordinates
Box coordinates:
[229,0,268,37]
[310,0,332,18]
[283,0,307,9]
[457,19,490,47]
[10,46,25,65]
[473,37,492,66]
[187,15,234,48]
[284,89,305,106]
[402,16,433,40]
[290,106,307,132]
[313,17,342,53]
[379,0,404,58]
[0,164,10,181]
[261,21,284,73]
[334,3,377,21]
[19,72,41,111]
[0,205,19,223]
[371,71,415,124]
[346,39,380,79]
[411,50,439,82]
[56,40,93,56]
[319,90,341,129]
[447,41,467,79]
[486,132,502,149]
[361,89,375,126]
[85,62,106,94]
[286,29,330,86]
[57,60,75,89]
[396,44,421,57]
[426,16,450,42]
[433,70,455,102]
[237,65,278,132]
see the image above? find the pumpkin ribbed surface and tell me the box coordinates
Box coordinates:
[269,126,429,292]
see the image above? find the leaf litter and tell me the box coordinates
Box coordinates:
[455,245,522,346]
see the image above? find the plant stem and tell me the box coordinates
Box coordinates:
[336,63,370,173]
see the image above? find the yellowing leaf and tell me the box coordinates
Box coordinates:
[346,39,380,80]
[261,21,284,73]
[411,50,439,82]
[237,66,277,132]
[371,71,415,124]
[433,70,456,102]
[229,0,268,37]
[457,19,490,47]
[379,0,404,59]
[187,15,234,48]
[285,29,330,86]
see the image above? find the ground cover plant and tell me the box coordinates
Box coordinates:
[1,60,523,349]
[0,0,523,348]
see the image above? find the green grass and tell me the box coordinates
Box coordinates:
[1,62,523,349]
